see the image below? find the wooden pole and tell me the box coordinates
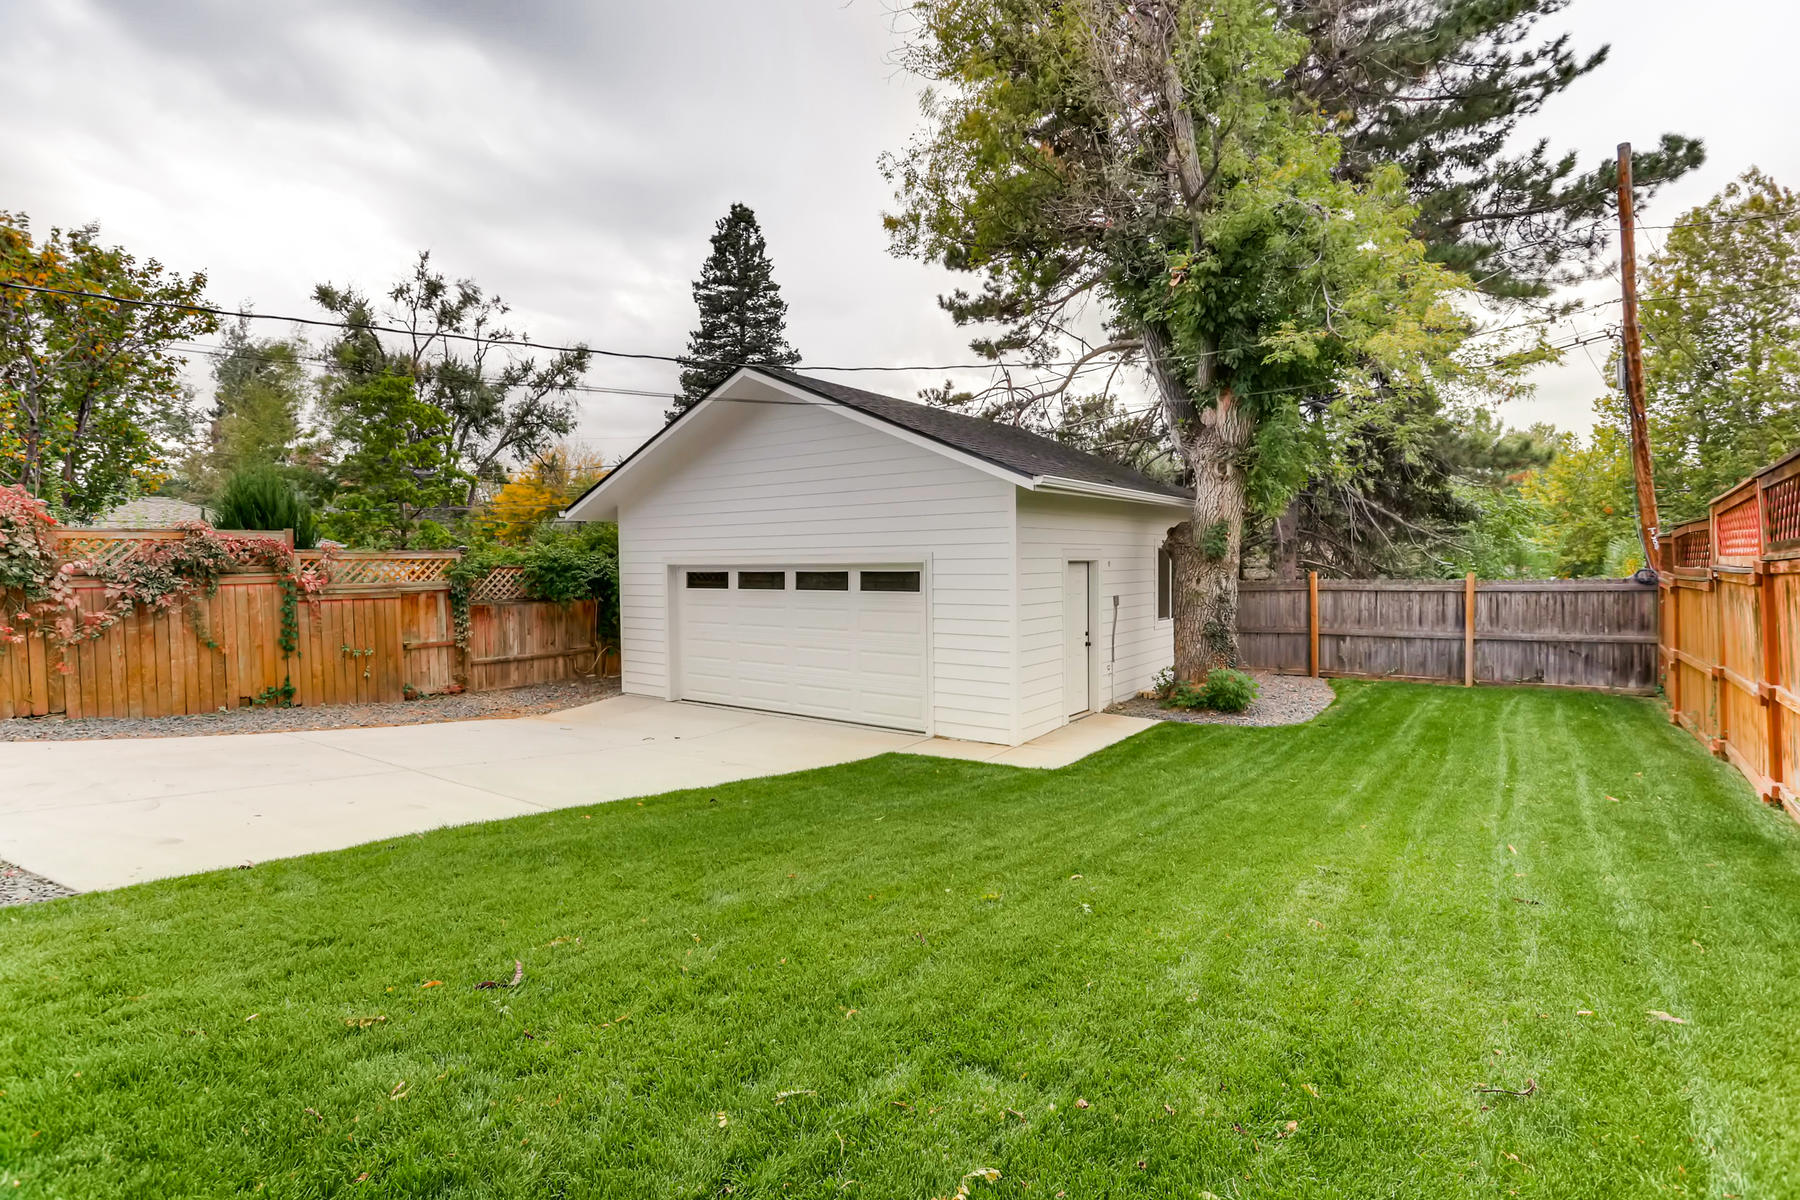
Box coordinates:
[1308,570,1320,677]
[1464,573,1476,687]
[1617,142,1664,571]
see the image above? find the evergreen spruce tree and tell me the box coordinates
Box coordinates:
[673,204,800,418]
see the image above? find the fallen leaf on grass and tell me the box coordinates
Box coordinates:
[1306,918,1324,930]
[941,1167,1001,1200]
[1474,1079,1538,1098]
[303,1107,324,1122]
[1690,940,1706,953]
[1647,1010,1689,1025]
[1507,844,1517,855]
[475,961,524,990]
[1302,1083,1319,1098]
[715,1111,729,1128]
[1575,1010,1594,1017]
[344,1015,387,1029]
[1276,1121,1299,1138]
[388,1081,410,1101]
[245,1013,260,1022]
[1075,1098,1090,1109]
[1164,1104,1176,1114]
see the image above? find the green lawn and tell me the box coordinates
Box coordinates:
[3,683,1799,1198]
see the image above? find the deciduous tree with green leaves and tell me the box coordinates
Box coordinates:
[0,213,215,517]
[1635,169,1800,521]
[886,0,1502,677]
[320,372,469,549]
[314,253,592,506]
[674,204,801,418]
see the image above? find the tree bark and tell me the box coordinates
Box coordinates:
[1165,386,1252,681]
[1271,496,1302,582]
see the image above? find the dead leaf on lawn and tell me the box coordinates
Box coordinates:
[1690,940,1706,953]
[1474,1079,1538,1098]
[941,1167,1001,1200]
[1307,918,1324,930]
[774,1090,816,1105]
[389,1080,411,1101]
[1507,845,1517,855]
[304,1107,324,1122]
[1276,1120,1298,1138]
[475,961,524,990]
[344,1015,387,1029]
[1647,1010,1689,1025]
[1075,1098,1090,1109]
[245,1013,260,1022]
[1302,1083,1319,1098]
[420,981,443,989]
[1575,1010,1594,1017]
[715,1111,730,1128]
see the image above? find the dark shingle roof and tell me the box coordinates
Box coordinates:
[757,368,1189,502]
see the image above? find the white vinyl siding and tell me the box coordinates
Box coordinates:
[1015,490,1177,742]
[617,401,1016,742]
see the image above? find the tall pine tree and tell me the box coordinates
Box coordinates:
[674,204,800,418]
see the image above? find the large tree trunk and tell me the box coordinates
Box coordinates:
[1271,496,1303,582]
[1165,387,1252,681]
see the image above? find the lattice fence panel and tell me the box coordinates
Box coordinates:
[469,566,530,603]
[325,554,458,587]
[1766,473,1800,551]
[1674,528,1712,570]
[1715,498,1761,561]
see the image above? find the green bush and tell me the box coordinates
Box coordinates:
[212,467,319,549]
[1161,668,1259,714]
[449,522,620,643]
[1199,668,1258,713]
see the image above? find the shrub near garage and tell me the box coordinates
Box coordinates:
[1161,667,1260,714]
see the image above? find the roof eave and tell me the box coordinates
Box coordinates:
[1030,474,1192,509]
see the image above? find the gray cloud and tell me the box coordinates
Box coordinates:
[6,0,1797,458]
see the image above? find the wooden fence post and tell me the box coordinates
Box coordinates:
[1307,570,1319,678]
[1464,573,1476,687]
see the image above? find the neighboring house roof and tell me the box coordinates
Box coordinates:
[85,497,210,528]
[565,366,1190,520]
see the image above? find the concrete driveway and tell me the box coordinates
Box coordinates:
[0,695,1152,892]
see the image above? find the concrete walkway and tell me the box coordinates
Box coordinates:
[0,696,1154,893]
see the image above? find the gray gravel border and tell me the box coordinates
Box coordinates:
[1108,671,1335,727]
[0,675,621,742]
[2,859,76,907]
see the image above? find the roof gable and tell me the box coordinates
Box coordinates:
[564,367,1190,520]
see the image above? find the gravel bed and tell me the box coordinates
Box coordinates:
[2,859,76,906]
[0,675,622,742]
[1108,671,1336,727]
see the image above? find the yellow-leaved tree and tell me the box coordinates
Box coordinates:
[476,444,609,545]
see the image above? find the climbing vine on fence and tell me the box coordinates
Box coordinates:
[0,485,333,694]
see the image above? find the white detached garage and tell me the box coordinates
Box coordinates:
[564,367,1189,746]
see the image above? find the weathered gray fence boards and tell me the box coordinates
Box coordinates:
[1238,578,1659,693]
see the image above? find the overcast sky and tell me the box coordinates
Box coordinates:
[5,0,1796,462]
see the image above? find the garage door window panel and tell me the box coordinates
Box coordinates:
[860,570,921,592]
[797,571,850,591]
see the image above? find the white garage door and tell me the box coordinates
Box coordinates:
[676,566,928,732]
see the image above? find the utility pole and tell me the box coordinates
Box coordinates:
[1616,142,1663,571]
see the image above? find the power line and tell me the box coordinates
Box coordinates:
[0,279,1112,376]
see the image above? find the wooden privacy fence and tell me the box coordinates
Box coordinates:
[1659,447,1800,821]
[0,536,609,721]
[1239,575,1659,693]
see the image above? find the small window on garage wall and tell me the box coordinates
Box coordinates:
[737,571,785,590]
[796,570,850,591]
[1156,548,1172,619]
[860,570,921,593]
[686,570,728,589]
